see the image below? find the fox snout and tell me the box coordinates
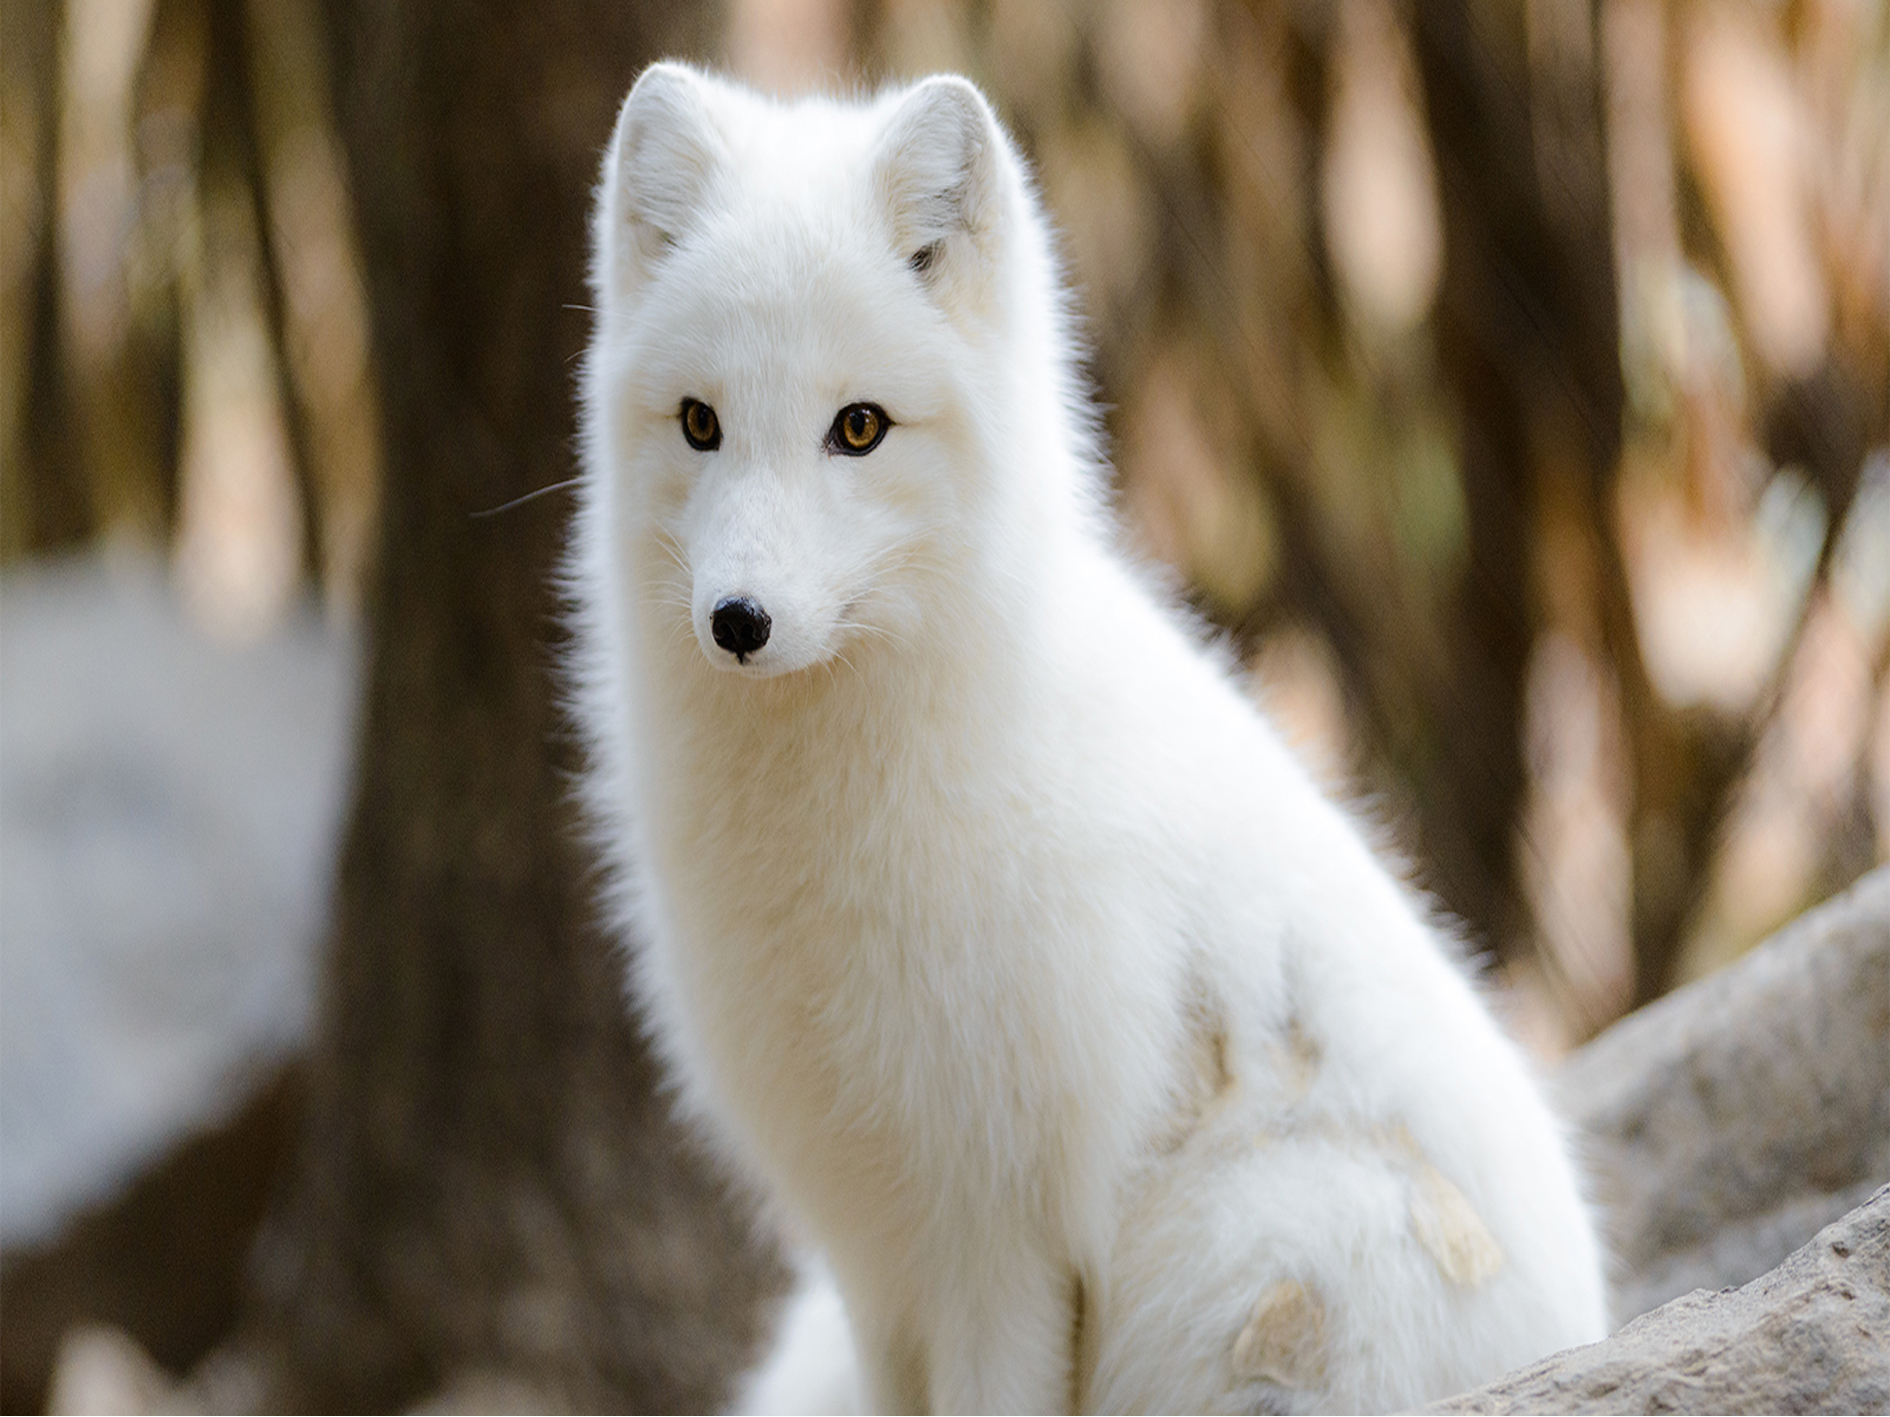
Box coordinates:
[688,496,847,676]
[684,475,877,677]
[710,596,771,663]
[694,572,798,674]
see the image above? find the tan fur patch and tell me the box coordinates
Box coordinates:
[1158,994,1237,1152]
[1264,1015,1322,1105]
[1409,1160,1506,1286]
[1376,1121,1422,1161]
[1231,1280,1327,1388]
[1284,1016,1320,1082]
[1194,1020,1234,1101]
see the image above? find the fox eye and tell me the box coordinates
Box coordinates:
[680,397,721,451]
[828,402,890,456]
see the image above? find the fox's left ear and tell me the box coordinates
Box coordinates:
[871,76,1008,287]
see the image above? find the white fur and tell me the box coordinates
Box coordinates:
[732,1257,865,1416]
[569,64,1608,1414]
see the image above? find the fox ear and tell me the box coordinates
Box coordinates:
[871,76,1007,283]
[595,63,726,305]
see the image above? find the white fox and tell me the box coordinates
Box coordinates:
[569,63,1608,1414]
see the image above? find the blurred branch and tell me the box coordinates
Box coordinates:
[0,0,90,557]
[1409,0,1618,963]
[54,0,174,542]
[239,0,380,616]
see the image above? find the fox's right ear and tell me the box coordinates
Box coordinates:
[594,63,726,305]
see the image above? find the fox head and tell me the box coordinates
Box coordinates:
[581,65,1089,682]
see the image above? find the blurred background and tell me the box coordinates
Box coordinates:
[1,0,1886,1410]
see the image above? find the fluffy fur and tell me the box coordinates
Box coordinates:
[568,64,1608,1414]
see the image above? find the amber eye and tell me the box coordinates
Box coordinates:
[828,402,890,456]
[680,398,721,451]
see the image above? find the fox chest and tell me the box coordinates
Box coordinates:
[643,778,1139,1193]
[663,824,1047,1084]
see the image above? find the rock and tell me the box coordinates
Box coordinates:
[1,553,355,1412]
[1426,873,1890,1413]
[1555,868,1890,1322]
[1429,1184,1890,1414]
[0,552,356,1248]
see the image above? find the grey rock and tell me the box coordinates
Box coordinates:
[1555,868,1890,1322]
[1425,874,1890,1413]
[0,552,357,1246]
[1429,1184,1890,1415]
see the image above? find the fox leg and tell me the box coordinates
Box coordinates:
[926,1245,1078,1415]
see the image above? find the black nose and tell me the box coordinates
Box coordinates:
[710,596,771,662]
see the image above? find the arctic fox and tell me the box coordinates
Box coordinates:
[569,63,1608,1414]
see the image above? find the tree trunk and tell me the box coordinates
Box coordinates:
[229,3,780,1410]
[1409,0,1628,967]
